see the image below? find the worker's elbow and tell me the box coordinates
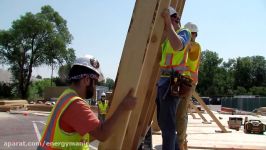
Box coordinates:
[90,127,109,142]
[97,135,108,142]
[172,45,183,51]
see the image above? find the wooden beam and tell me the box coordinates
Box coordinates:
[193,91,228,132]
[170,0,178,8]
[188,100,210,123]
[130,69,160,149]
[121,0,171,149]
[188,103,197,119]
[176,0,186,16]
[127,0,188,148]
[98,0,161,149]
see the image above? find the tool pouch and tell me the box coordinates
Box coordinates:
[178,75,193,97]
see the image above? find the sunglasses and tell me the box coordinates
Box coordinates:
[191,32,198,36]
[170,14,180,23]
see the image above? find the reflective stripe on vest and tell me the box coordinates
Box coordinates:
[38,89,89,150]
[159,28,191,74]
[41,93,75,145]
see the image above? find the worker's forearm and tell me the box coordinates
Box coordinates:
[90,89,136,141]
[165,26,183,51]
[102,105,124,137]
[90,104,125,141]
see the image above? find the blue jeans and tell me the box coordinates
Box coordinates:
[156,77,180,150]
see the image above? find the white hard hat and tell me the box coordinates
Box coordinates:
[73,55,104,82]
[168,6,177,16]
[184,22,198,32]
[101,93,106,97]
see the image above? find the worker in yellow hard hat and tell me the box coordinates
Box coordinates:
[37,55,137,150]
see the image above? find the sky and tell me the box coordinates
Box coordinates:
[0,0,266,80]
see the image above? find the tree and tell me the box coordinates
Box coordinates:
[0,5,75,98]
[249,86,266,96]
[220,58,236,95]
[197,50,223,96]
[105,78,115,90]
[250,56,266,87]
[28,78,55,101]
[57,63,72,85]
[234,86,248,95]
[0,82,12,98]
[234,57,253,90]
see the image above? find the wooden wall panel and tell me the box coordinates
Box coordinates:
[100,0,189,149]
[176,0,186,16]
[98,0,160,149]
[121,0,171,149]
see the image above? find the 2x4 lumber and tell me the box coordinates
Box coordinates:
[130,69,160,149]
[170,0,178,8]
[188,100,209,122]
[121,0,172,149]
[98,0,161,149]
[176,0,186,16]
[193,92,228,132]
[188,104,197,119]
[129,0,187,148]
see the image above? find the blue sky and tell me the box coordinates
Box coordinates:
[1,0,266,80]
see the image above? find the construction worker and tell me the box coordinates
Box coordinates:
[98,92,109,122]
[176,22,202,150]
[37,55,137,150]
[156,7,192,150]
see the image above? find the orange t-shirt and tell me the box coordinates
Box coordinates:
[60,99,100,136]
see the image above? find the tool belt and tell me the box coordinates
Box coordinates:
[170,73,193,97]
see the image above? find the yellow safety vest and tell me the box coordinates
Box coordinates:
[186,41,201,84]
[159,28,191,76]
[98,100,108,114]
[38,88,89,150]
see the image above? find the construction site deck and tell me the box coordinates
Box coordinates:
[1,105,265,150]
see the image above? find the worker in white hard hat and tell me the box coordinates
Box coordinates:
[156,6,192,150]
[98,92,109,122]
[38,55,137,150]
[175,22,202,150]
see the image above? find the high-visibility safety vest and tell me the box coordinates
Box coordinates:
[186,41,201,84]
[37,88,89,150]
[98,100,108,114]
[160,28,191,76]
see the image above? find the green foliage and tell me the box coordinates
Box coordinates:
[249,87,266,96]
[0,82,12,98]
[0,5,75,98]
[95,78,115,90]
[58,64,72,84]
[198,50,266,97]
[105,78,115,90]
[234,86,248,95]
[28,78,55,101]
[197,50,223,96]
